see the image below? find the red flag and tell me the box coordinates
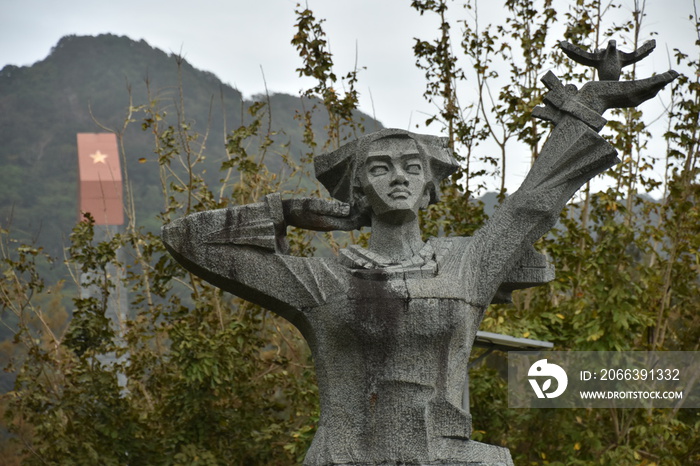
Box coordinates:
[77,133,124,225]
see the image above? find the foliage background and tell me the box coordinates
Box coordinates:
[1,1,698,465]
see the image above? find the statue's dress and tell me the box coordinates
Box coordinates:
[162,116,617,465]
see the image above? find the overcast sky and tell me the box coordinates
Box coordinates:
[1,0,696,193]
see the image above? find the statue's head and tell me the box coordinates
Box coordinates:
[314,129,458,221]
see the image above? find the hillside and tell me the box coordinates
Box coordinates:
[0,34,382,260]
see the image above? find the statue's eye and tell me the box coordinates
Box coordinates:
[406,163,422,175]
[369,164,389,176]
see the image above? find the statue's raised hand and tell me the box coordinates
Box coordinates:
[282,197,370,232]
[533,70,678,130]
[578,70,679,114]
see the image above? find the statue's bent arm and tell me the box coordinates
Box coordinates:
[161,194,347,335]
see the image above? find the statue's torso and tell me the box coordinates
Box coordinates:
[303,240,486,464]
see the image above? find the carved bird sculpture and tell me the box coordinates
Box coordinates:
[559,39,656,81]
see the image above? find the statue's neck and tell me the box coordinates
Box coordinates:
[367,215,424,263]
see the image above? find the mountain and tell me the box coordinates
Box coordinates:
[0,34,382,260]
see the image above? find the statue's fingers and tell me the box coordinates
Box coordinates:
[659,70,680,83]
[328,218,366,231]
[581,70,679,111]
[629,70,679,105]
[304,198,350,217]
[320,212,370,231]
[637,71,679,94]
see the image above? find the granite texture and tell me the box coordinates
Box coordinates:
[162,41,677,466]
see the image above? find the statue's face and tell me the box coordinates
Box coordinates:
[360,137,430,222]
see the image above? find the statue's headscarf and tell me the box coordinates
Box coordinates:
[314,129,459,205]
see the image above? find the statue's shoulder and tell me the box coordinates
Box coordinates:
[426,235,472,269]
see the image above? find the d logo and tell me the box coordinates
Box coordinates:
[528,359,568,399]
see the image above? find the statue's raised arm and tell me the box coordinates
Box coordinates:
[464,45,678,305]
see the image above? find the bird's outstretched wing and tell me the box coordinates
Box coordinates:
[620,39,656,66]
[559,41,601,67]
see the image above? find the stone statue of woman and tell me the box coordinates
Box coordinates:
[162,44,677,465]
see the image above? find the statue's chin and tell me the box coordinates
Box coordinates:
[372,206,419,225]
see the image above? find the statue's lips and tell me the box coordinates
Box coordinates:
[388,189,411,199]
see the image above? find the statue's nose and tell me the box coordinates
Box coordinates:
[392,169,408,185]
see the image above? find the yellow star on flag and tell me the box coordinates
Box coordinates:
[90,150,108,164]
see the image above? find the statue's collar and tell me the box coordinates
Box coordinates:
[338,238,455,278]
[339,242,434,269]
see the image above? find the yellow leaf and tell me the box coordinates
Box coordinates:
[523,331,531,338]
[556,313,565,320]
[574,442,581,451]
